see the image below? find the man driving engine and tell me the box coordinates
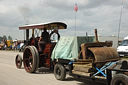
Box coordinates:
[38,27,50,52]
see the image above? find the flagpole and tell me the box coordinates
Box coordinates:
[74,3,78,36]
[75,11,76,36]
[117,0,123,47]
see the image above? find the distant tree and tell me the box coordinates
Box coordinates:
[8,36,12,40]
[0,36,3,41]
[3,35,7,40]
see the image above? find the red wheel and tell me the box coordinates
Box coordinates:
[15,54,22,69]
[23,46,39,73]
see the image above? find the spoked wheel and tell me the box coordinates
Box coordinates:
[23,46,39,73]
[54,63,66,81]
[15,54,22,69]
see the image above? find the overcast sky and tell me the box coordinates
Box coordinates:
[0,0,128,40]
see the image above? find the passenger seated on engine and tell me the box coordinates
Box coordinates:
[50,29,60,42]
[38,28,50,52]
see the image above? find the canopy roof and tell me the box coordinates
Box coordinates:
[19,22,67,30]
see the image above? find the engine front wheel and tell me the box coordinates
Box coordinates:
[54,63,66,81]
[15,54,22,69]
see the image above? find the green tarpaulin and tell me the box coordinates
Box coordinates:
[51,36,95,61]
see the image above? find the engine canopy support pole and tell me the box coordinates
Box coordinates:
[26,29,29,40]
[32,29,34,37]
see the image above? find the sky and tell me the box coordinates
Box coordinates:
[0,0,128,40]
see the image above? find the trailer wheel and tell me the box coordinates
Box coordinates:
[15,54,22,69]
[110,74,128,85]
[54,63,66,81]
[23,46,38,73]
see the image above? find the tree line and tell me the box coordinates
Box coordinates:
[1,35,12,40]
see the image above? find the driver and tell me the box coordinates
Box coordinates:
[38,27,50,52]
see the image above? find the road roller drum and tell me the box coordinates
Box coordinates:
[88,47,119,63]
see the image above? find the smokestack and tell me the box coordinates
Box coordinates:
[95,29,99,42]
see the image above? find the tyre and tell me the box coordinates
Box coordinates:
[32,46,39,71]
[110,74,128,85]
[23,46,38,73]
[15,54,22,69]
[54,63,66,81]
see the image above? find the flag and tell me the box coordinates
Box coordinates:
[74,3,78,12]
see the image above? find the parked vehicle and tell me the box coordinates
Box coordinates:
[117,36,128,57]
[7,40,13,48]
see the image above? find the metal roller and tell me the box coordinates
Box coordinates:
[88,47,120,63]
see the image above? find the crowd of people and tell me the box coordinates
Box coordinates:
[0,39,24,51]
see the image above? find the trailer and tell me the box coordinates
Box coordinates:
[15,22,128,85]
[52,29,128,85]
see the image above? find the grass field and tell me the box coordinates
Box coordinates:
[121,56,128,60]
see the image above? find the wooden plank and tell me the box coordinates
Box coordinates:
[77,59,93,62]
[73,62,91,64]
[73,66,93,73]
[73,63,92,68]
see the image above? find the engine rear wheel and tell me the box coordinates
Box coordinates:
[110,74,128,85]
[54,63,66,81]
[15,54,22,69]
[32,46,39,71]
[23,46,39,73]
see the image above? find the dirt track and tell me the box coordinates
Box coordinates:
[0,50,106,85]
